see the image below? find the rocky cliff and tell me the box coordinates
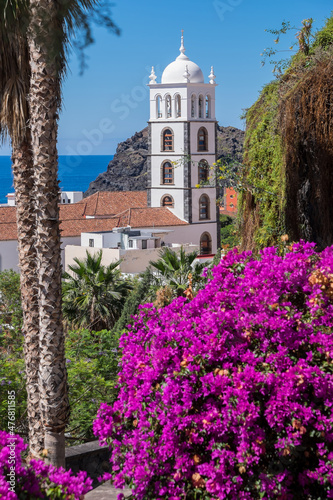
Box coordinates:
[84,125,244,197]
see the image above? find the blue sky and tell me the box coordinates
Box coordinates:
[1,0,332,156]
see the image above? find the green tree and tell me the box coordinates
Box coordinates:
[1,0,120,466]
[261,18,315,75]
[0,270,22,353]
[0,0,43,457]
[63,250,132,331]
[112,268,153,334]
[149,246,206,301]
[0,270,22,327]
[220,215,239,248]
[65,329,120,444]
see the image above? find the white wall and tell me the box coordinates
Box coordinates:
[150,85,188,121]
[6,194,16,207]
[0,236,80,273]
[186,84,216,121]
[138,223,218,255]
[60,192,83,204]
[60,236,81,269]
[150,121,185,157]
[0,240,19,272]
[81,232,123,249]
[192,187,217,224]
[65,243,203,275]
[65,246,121,273]
[149,83,216,122]
[81,232,104,248]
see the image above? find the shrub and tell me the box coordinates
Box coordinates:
[0,328,120,444]
[65,329,120,444]
[0,270,22,354]
[112,269,153,334]
[220,215,238,248]
[0,431,92,499]
[94,242,333,499]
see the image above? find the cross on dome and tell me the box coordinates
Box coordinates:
[179,29,185,55]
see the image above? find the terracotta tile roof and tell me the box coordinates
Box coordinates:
[77,191,147,217]
[127,208,188,228]
[0,192,187,241]
[0,207,17,241]
[0,207,17,223]
[0,222,17,241]
[59,204,86,220]
[60,208,187,237]
[60,218,120,237]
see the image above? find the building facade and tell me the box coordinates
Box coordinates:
[147,32,219,255]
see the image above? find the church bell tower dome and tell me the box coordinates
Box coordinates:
[161,31,204,84]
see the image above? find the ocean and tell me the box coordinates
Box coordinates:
[0,155,113,204]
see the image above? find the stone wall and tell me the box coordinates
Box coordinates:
[65,440,111,487]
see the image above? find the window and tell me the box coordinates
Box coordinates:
[161,195,174,207]
[198,127,208,151]
[162,129,173,151]
[198,160,209,183]
[129,240,133,248]
[198,95,203,118]
[166,95,172,118]
[68,199,71,203]
[142,240,147,250]
[62,199,66,203]
[156,96,162,118]
[191,95,196,118]
[162,161,173,184]
[199,194,210,220]
[89,239,94,247]
[175,94,181,117]
[206,95,211,118]
[200,232,212,255]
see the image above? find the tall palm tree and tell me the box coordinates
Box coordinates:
[63,250,132,331]
[1,0,120,466]
[0,2,43,458]
[149,246,207,299]
[27,0,119,467]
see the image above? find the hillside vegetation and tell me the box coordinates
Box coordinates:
[240,15,333,250]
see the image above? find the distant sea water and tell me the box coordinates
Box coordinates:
[0,155,113,204]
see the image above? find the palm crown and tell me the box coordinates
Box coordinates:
[63,250,132,331]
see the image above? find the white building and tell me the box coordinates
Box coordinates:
[81,228,161,251]
[59,191,83,205]
[6,193,16,207]
[0,33,219,273]
[3,190,83,207]
[65,227,208,275]
[147,31,219,255]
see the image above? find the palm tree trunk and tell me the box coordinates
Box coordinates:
[28,0,69,467]
[12,137,44,459]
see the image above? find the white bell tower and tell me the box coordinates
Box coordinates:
[147,32,219,254]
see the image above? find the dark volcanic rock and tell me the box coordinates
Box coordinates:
[216,125,244,163]
[84,125,244,197]
[84,128,148,197]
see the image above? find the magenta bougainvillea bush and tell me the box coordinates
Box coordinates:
[0,431,92,499]
[94,242,333,499]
